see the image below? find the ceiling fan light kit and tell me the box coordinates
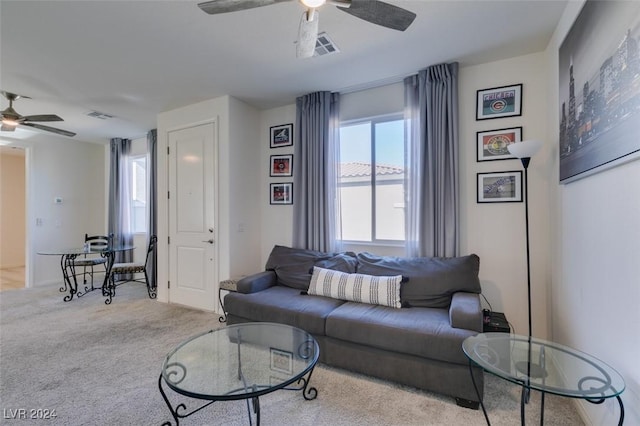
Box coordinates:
[297,9,320,58]
[0,91,76,137]
[197,0,416,57]
[301,0,325,8]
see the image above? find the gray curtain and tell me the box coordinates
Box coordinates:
[108,138,133,264]
[293,91,340,252]
[146,129,157,290]
[404,62,459,258]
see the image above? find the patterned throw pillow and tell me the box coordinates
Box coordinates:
[308,266,402,308]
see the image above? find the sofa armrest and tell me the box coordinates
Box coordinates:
[449,292,483,332]
[236,271,277,294]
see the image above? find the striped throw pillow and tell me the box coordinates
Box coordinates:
[308,266,402,308]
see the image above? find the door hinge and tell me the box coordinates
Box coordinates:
[168,281,170,289]
[167,146,170,155]
[168,191,170,199]
[168,236,171,244]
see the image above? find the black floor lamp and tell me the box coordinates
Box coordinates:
[508,139,544,377]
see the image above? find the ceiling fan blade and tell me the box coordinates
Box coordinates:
[1,124,17,132]
[297,9,319,58]
[337,0,416,31]
[22,114,64,122]
[1,90,31,101]
[22,122,76,137]
[198,0,291,15]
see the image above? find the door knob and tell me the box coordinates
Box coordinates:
[202,239,214,244]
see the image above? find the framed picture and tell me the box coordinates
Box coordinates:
[270,348,293,374]
[477,127,523,162]
[270,154,293,177]
[477,171,523,203]
[476,84,523,120]
[270,123,293,148]
[558,0,640,182]
[270,183,293,205]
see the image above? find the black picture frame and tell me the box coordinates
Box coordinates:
[476,127,523,162]
[270,154,293,177]
[270,182,293,205]
[270,348,293,374]
[477,171,523,203]
[270,123,293,148]
[476,84,523,120]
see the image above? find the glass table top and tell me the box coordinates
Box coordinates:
[37,245,135,255]
[161,322,319,400]
[463,333,625,399]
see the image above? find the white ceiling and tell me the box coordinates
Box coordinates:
[0,0,568,145]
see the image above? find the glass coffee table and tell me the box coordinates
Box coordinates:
[158,322,319,425]
[463,333,625,425]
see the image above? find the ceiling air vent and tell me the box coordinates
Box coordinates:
[314,32,340,57]
[86,110,115,120]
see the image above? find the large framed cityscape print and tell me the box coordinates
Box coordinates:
[559,0,640,182]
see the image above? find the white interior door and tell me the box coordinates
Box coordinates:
[168,122,217,311]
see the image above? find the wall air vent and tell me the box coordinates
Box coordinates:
[314,32,340,57]
[86,110,115,120]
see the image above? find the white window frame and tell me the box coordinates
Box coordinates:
[130,154,147,235]
[337,113,405,247]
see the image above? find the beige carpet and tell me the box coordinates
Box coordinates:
[0,283,583,425]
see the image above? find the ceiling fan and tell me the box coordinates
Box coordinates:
[0,91,76,138]
[197,0,416,58]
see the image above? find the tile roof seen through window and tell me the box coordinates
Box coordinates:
[340,162,404,178]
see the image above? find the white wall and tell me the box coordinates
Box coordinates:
[28,137,106,286]
[548,1,639,424]
[341,82,404,122]
[259,104,296,265]
[460,52,552,339]
[227,96,261,279]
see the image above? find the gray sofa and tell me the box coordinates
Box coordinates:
[224,245,485,407]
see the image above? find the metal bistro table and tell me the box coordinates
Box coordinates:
[159,322,319,425]
[463,333,626,425]
[37,245,134,305]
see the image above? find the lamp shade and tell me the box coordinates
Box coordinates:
[508,140,543,159]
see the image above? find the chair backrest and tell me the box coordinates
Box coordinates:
[144,235,158,267]
[85,234,112,250]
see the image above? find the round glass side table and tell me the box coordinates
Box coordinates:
[463,333,625,425]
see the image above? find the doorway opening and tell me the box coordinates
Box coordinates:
[0,146,26,291]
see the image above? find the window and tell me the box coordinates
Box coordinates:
[130,155,147,234]
[337,115,405,244]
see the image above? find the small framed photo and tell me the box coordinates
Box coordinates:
[270,183,293,205]
[477,171,523,203]
[476,84,522,120]
[270,154,293,177]
[270,348,293,374]
[270,123,293,148]
[477,127,523,162]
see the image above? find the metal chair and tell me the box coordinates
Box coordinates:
[71,234,111,290]
[108,235,157,299]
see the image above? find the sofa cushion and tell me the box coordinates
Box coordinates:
[308,266,402,308]
[314,252,358,273]
[265,245,356,290]
[224,286,345,336]
[325,302,477,365]
[356,252,481,308]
